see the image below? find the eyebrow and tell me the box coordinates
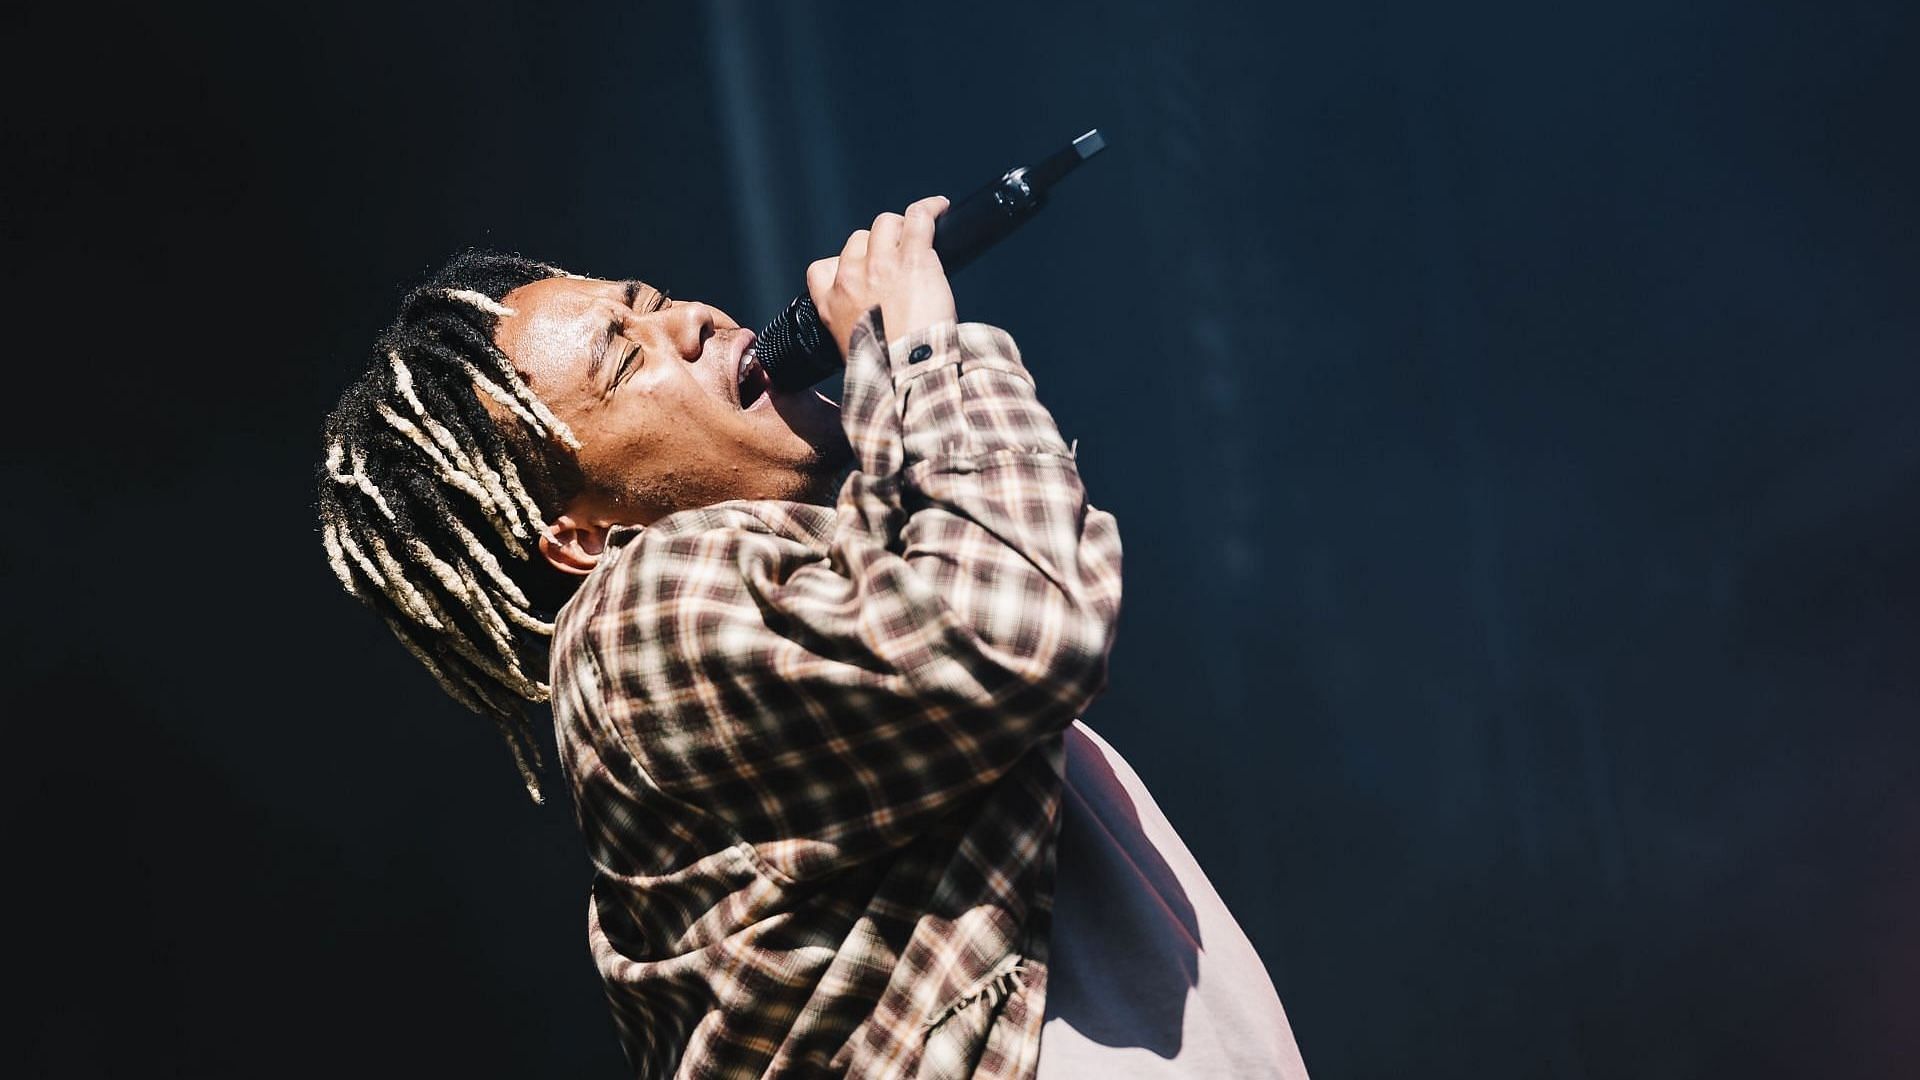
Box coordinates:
[588,280,648,386]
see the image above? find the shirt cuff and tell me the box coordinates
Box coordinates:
[884,318,962,382]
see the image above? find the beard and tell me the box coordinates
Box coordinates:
[811,455,859,507]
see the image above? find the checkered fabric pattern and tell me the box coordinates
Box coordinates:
[548,306,1125,1078]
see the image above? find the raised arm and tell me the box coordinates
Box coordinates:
[553,199,1123,881]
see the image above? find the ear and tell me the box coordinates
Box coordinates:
[537,512,609,577]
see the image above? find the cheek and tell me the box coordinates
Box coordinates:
[644,378,731,436]
[592,409,664,462]
[588,393,699,471]
[558,404,640,476]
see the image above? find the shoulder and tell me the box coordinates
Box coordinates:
[551,500,838,650]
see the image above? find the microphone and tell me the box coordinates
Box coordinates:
[755,128,1108,392]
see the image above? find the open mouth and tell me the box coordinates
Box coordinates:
[737,345,770,409]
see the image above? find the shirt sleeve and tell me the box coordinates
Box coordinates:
[565,306,1124,882]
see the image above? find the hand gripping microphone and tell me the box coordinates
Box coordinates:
[754,128,1108,392]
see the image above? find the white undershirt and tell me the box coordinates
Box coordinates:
[1036,722,1312,1079]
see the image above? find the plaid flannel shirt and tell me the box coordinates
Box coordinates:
[548,306,1125,1079]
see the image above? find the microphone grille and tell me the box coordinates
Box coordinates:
[756,295,835,390]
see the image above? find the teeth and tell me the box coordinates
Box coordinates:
[738,346,764,408]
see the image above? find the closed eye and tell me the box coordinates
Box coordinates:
[613,342,640,386]
[608,285,672,393]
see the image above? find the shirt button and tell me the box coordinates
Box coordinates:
[908,344,933,364]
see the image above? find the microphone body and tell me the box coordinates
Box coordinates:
[756,128,1107,391]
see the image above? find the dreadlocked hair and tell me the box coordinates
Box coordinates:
[317,249,591,804]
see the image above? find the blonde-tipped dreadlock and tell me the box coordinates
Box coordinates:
[316,250,588,803]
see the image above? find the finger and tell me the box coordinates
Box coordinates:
[841,229,869,261]
[901,195,948,251]
[869,211,905,256]
[806,256,838,298]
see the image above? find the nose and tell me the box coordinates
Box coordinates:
[662,300,731,361]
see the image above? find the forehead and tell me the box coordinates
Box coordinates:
[493,275,655,390]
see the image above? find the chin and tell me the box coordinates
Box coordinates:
[789,446,856,507]
[776,391,850,458]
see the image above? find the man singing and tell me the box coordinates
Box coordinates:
[316,195,1308,1078]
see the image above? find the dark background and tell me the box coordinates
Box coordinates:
[9,1,1917,1076]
